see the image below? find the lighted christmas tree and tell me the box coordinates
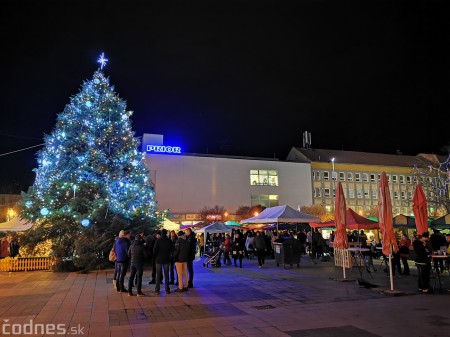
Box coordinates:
[21,54,158,269]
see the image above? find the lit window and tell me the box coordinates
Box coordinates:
[357,189,362,198]
[347,173,353,181]
[362,173,369,182]
[372,190,377,199]
[250,169,278,186]
[251,194,279,208]
[349,189,354,198]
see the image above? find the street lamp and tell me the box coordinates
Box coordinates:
[331,157,336,199]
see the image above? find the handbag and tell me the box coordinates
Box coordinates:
[109,247,116,262]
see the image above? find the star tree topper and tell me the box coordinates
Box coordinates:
[97,52,108,70]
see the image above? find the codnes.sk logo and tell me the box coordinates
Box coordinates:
[1,319,85,335]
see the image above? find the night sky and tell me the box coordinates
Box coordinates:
[1,0,450,191]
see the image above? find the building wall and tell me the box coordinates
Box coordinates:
[144,153,313,215]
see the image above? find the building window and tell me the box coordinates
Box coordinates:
[401,191,406,200]
[357,189,362,198]
[314,188,321,197]
[408,191,412,200]
[355,173,361,182]
[250,169,278,186]
[324,188,330,197]
[323,171,330,180]
[347,173,353,181]
[251,194,279,208]
[362,173,369,182]
[364,190,370,198]
[392,175,397,183]
[400,175,405,184]
[372,190,377,199]
[393,191,399,199]
[339,172,345,181]
[316,171,321,180]
[332,171,337,181]
[349,189,354,198]
[370,174,376,182]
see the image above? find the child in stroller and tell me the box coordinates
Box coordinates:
[203,243,223,268]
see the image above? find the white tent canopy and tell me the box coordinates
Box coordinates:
[196,221,232,235]
[162,218,180,231]
[240,205,320,224]
[0,217,33,232]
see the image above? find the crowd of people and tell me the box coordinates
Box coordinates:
[0,236,20,259]
[111,227,196,296]
[108,225,450,296]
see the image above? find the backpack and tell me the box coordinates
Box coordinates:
[109,245,116,262]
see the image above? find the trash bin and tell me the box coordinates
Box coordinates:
[273,240,301,268]
[283,239,301,268]
[273,242,283,267]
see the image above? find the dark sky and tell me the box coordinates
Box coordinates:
[1,0,450,191]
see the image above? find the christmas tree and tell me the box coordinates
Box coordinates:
[21,54,158,269]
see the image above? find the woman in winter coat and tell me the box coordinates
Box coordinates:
[232,231,245,268]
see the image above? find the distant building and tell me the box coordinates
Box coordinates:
[286,147,442,216]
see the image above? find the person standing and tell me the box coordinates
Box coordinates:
[232,231,245,268]
[0,237,10,259]
[153,229,172,295]
[173,231,189,292]
[185,227,196,288]
[430,229,446,274]
[127,234,146,296]
[253,231,267,268]
[222,234,232,265]
[114,230,131,293]
[169,230,178,284]
[198,233,205,257]
[413,232,432,294]
[398,234,411,276]
[147,231,161,284]
[9,238,20,257]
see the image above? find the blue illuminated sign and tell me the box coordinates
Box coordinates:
[146,145,182,154]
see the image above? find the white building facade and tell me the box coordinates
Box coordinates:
[142,134,313,222]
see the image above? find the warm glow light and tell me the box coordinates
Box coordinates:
[224,211,228,217]
[254,212,259,216]
[7,208,16,219]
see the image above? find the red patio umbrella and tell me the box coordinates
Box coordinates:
[378,172,399,293]
[334,182,348,279]
[413,184,428,235]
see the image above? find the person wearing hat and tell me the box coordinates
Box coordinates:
[413,232,432,293]
[127,234,147,296]
[114,230,131,293]
[153,229,172,295]
[173,230,189,292]
[430,228,446,274]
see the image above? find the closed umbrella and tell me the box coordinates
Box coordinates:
[413,184,428,235]
[334,182,349,279]
[378,172,399,293]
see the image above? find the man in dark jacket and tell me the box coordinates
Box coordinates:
[185,228,197,288]
[147,231,161,284]
[413,232,432,294]
[127,234,147,296]
[153,229,172,295]
[430,229,446,273]
[114,230,131,293]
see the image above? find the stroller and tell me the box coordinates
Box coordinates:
[203,244,223,268]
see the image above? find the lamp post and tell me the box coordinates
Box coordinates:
[331,157,336,199]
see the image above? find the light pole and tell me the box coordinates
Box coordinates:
[331,157,335,199]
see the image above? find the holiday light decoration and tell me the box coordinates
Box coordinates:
[413,155,450,214]
[22,54,157,227]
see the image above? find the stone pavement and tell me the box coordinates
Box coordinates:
[0,255,449,337]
